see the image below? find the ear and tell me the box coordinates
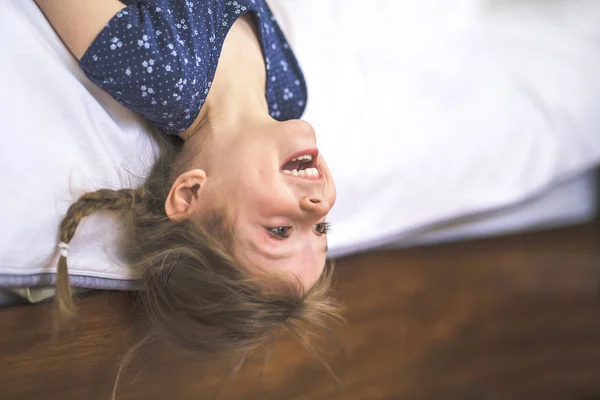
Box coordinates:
[165,169,207,222]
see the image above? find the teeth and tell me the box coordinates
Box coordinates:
[305,167,319,177]
[291,154,313,162]
[282,167,320,177]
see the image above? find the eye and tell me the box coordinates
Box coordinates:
[314,222,331,235]
[267,226,292,238]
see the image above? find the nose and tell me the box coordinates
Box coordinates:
[300,196,331,219]
[284,119,317,141]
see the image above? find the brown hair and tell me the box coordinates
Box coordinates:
[54,128,343,397]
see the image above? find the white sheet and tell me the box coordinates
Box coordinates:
[385,170,598,251]
[1,0,600,285]
[0,0,156,283]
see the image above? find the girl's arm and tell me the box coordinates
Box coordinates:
[34,0,126,60]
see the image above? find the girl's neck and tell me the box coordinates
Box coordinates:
[181,14,268,141]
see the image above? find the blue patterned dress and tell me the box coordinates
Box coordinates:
[79,0,307,134]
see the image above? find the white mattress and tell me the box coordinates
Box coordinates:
[1,0,600,289]
[383,169,598,251]
[274,0,600,258]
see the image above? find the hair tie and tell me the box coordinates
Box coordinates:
[58,242,70,258]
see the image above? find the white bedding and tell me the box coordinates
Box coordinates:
[273,0,600,255]
[1,0,600,288]
[385,170,598,251]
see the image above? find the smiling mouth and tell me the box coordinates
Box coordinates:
[281,150,320,178]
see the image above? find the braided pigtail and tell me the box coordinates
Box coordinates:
[55,188,146,329]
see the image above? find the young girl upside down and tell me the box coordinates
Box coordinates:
[35,0,342,394]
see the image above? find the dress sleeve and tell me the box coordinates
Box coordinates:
[79,0,215,134]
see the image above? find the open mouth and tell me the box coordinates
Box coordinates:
[281,150,320,178]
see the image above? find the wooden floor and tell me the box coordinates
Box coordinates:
[2,221,600,400]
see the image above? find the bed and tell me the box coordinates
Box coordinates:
[1,0,600,294]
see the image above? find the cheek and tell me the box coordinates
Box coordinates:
[241,176,294,209]
[329,182,337,207]
[254,189,294,213]
[227,168,269,196]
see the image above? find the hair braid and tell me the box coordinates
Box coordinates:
[54,188,146,329]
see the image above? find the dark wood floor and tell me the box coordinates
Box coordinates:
[2,221,600,400]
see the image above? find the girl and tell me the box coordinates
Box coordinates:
[34,0,342,392]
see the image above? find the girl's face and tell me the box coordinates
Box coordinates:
[203,118,336,289]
